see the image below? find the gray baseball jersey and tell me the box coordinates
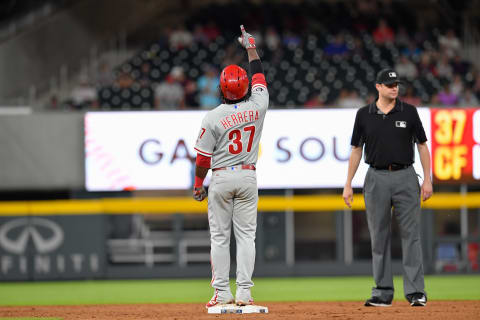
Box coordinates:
[195,73,268,304]
[194,81,269,168]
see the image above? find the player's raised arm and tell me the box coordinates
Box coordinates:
[238,25,267,97]
[238,25,260,63]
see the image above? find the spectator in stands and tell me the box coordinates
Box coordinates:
[70,75,98,110]
[401,86,421,106]
[413,22,429,47]
[283,31,301,48]
[451,55,469,75]
[69,2,479,112]
[473,76,480,100]
[304,93,326,108]
[265,27,281,51]
[202,20,220,42]
[395,55,418,81]
[154,68,185,109]
[449,74,464,97]
[197,65,220,109]
[169,25,193,49]
[324,33,350,57]
[138,62,152,87]
[372,19,394,45]
[251,29,263,48]
[172,66,197,108]
[184,80,198,108]
[337,89,365,108]
[435,83,458,106]
[395,27,411,49]
[458,88,479,107]
[351,36,366,58]
[193,24,209,46]
[115,72,134,89]
[401,41,422,62]
[336,90,350,106]
[438,29,461,59]
[95,61,115,87]
[435,54,453,80]
[418,52,435,75]
[222,43,243,66]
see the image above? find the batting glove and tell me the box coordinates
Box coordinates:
[238,25,256,49]
[193,186,207,201]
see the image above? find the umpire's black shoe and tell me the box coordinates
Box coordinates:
[364,297,392,307]
[407,293,427,306]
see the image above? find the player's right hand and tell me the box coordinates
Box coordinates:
[238,25,256,49]
[342,185,353,208]
[193,186,207,201]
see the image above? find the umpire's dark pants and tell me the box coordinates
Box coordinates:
[363,166,426,301]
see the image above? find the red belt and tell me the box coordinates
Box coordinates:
[213,164,256,171]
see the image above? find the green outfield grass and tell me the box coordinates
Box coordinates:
[0,275,479,306]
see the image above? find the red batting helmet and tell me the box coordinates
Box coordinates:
[220,65,249,101]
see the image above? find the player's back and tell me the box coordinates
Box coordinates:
[204,86,268,168]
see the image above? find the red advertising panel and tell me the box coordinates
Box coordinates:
[430,108,480,183]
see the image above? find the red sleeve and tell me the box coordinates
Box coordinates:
[196,153,211,168]
[252,73,267,88]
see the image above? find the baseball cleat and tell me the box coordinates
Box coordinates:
[364,297,392,307]
[235,288,254,306]
[407,293,427,306]
[206,299,234,308]
[205,290,234,308]
[236,298,254,306]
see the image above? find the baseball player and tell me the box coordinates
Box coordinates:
[193,25,268,308]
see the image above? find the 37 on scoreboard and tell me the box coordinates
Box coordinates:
[431,108,480,183]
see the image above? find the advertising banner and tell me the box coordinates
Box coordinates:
[0,216,106,280]
[85,109,433,191]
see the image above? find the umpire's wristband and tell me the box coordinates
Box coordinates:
[249,59,263,75]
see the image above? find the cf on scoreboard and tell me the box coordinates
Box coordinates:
[431,108,480,183]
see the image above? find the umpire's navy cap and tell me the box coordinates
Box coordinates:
[376,68,403,85]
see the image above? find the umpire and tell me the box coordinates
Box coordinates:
[342,68,433,307]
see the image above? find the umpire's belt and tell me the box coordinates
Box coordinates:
[213,164,256,171]
[370,164,410,171]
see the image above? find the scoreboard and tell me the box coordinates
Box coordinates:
[431,108,480,183]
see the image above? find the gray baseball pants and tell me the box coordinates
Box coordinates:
[207,167,258,299]
[363,166,426,301]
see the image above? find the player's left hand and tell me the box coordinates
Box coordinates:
[238,25,256,49]
[421,180,433,201]
[193,186,207,201]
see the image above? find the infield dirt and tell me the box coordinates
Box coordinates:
[1,301,479,319]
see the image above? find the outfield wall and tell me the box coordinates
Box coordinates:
[0,109,479,280]
[0,194,479,281]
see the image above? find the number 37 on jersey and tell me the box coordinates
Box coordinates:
[198,125,256,155]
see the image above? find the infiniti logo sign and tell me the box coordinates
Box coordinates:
[0,218,64,254]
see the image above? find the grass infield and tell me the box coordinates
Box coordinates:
[0,275,478,306]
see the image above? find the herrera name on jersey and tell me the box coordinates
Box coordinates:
[220,110,260,129]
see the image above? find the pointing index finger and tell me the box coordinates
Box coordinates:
[240,25,246,35]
